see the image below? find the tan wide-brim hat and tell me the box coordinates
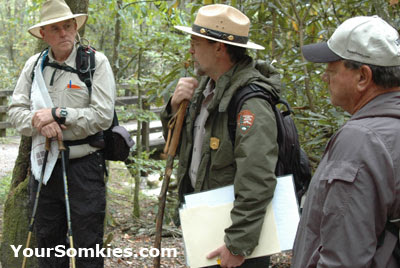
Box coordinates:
[175,4,264,50]
[28,0,88,39]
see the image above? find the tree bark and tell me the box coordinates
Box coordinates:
[0,1,89,267]
[0,136,37,267]
[112,0,122,79]
[133,45,144,219]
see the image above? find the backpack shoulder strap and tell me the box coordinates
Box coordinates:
[30,48,49,82]
[228,84,284,144]
[76,45,96,98]
[377,219,400,263]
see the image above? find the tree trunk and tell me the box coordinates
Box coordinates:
[112,0,122,80]
[133,45,144,219]
[0,1,89,267]
[0,136,37,267]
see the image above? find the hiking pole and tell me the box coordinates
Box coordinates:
[153,100,189,268]
[22,137,51,268]
[58,140,76,268]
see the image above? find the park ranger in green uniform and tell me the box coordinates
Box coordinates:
[161,4,280,268]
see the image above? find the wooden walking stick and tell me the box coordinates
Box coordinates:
[153,99,189,268]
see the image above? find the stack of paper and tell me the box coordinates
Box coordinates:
[179,175,300,268]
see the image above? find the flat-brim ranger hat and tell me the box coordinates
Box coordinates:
[28,0,88,39]
[175,4,264,50]
[302,15,400,67]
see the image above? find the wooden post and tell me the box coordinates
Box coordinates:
[0,90,13,137]
[141,99,150,152]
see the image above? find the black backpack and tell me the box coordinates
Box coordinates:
[31,45,134,161]
[380,220,400,264]
[228,84,312,203]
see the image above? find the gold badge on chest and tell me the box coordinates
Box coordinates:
[210,137,220,150]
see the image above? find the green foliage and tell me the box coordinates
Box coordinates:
[118,105,159,122]
[230,0,400,165]
[0,0,41,90]
[126,150,166,177]
[2,0,400,171]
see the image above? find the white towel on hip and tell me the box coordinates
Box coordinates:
[30,53,60,185]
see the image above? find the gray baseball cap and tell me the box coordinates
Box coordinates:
[302,16,400,67]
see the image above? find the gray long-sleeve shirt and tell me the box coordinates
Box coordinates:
[292,91,400,268]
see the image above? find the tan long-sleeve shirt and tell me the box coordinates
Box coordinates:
[8,44,116,158]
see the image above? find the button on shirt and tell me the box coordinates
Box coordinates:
[189,80,215,188]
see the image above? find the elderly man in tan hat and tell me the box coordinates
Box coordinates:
[8,0,115,267]
[161,4,281,268]
[292,16,400,268]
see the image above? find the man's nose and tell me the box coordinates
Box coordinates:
[59,28,67,36]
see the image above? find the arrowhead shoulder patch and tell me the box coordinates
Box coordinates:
[237,110,255,134]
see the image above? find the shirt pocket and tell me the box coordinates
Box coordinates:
[61,80,90,108]
[208,138,235,188]
[319,160,360,216]
[320,160,359,184]
[210,137,235,170]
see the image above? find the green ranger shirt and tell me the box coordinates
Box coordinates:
[161,56,281,256]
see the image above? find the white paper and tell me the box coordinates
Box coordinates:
[180,202,280,268]
[180,174,300,267]
[272,175,300,251]
[184,185,234,208]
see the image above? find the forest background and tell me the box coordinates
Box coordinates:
[0,0,400,267]
[2,0,400,166]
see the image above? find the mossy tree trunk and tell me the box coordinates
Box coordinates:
[0,136,36,267]
[0,1,89,267]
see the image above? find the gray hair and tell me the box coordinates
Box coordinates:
[344,60,400,89]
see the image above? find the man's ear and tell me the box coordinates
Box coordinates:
[39,28,45,39]
[216,42,229,58]
[357,65,373,92]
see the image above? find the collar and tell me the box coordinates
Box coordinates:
[203,80,215,97]
[351,91,400,120]
[206,56,254,113]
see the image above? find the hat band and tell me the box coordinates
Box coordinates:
[192,24,249,44]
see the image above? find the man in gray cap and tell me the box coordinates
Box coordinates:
[8,0,115,267]
[292,16,400,268]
